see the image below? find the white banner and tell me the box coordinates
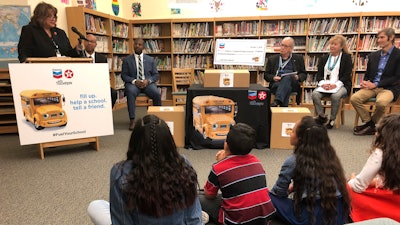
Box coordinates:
[214,39,267,66]
[9,63,114,145]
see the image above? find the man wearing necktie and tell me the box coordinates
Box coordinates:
[83,34,117,109]
[121,38,161,130]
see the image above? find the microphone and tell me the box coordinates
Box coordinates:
[71,26,88,41]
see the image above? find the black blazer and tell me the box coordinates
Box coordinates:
[315,52,353,96]
[365,47,400,100]
[18,24,80,63]
[264,53,307,88]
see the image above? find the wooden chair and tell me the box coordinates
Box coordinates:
[314,96,346,128]
[172,68,195,106]
[270,92,298,107]
[353,97,395,127]
[136,93,153,107]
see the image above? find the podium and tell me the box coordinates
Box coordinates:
[25,57,99,159]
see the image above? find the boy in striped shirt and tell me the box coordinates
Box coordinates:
[200,123,275,225]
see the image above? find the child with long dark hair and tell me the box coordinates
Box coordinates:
[269,115,350,225]
[87,114,203,225]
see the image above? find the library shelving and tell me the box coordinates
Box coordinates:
[63,8,400,109]
[0,69,17,134]
[132,19,173,105]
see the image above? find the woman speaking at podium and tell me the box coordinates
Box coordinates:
[17,2,82,63]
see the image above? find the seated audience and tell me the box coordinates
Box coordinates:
[87,114,203,225]
[348,114,400,222]
[312,34,353,129]
[199,123,276,225]
[269,115,350,225]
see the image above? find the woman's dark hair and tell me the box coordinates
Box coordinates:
[30,2,57,27]
[374,114,400,190]
[293,115,350,225]
[124,114,198,217]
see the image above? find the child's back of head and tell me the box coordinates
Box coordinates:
[226,123,256,155]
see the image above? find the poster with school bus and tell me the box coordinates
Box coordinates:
[9,63,113,145]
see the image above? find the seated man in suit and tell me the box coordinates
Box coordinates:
[84,34,117,109]
[264,37,307,107]
[121,38,161,130]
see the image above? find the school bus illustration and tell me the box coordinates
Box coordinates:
[20,90,67,130]
[192,95,236,140]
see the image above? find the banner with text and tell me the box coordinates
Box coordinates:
[214,39,266,66]
[9,63,114,145]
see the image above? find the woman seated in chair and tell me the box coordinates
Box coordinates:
[348,114,400,222]
[312,35,353,129]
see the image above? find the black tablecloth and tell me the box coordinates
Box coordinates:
[185,84,271,149]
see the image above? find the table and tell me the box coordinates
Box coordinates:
[185,84,271,149]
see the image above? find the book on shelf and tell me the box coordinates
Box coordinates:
[158,87,168,100]
[194,70,204,85]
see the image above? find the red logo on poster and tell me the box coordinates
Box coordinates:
[258,91,267,101]
[64,69,74,79]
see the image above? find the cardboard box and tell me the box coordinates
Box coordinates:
[203,69,250,88]
[270,107,311,150]
[147,106,185,148]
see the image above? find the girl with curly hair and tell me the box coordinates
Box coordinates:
[269,115,350,225]
[88,114,203,225]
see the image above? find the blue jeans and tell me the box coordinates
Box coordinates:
[124,82,161,119]
[271,76,300,107]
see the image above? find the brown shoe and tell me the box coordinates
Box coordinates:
[353,123,371,132]
[129,119,135,131]
[354,125,376,136]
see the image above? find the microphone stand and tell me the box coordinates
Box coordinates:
[78,38,86,57]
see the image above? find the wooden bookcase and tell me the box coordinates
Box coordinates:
[64,7,400,110]
[0,69,17,134]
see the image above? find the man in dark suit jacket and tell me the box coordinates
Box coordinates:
[264,37,307,107]
[351,28,400,135]
[84,34,117,109]
[121,38,161,130]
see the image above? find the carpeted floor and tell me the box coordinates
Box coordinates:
[0,107,377,225]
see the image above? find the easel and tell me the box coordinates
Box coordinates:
[26,57,99,159]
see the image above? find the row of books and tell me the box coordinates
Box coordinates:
[261,20,307,36]
[356,55,368,70]
[172,23,210,37]
[114,73,125,89]
[85,14,107,34]
[304,55,320,71]
[353,73,365,88]
[157,87,168,100]
[173,39,213,53]
[132,24,161,38]
[111,55,126,71]
[154,56,172,70]
[94,35,109,52]
[143,39,166,53]
[308,18,359,35]
[358,34,379,51]
[307,35,358,52]
[116,90,126,104]
[174,55,213,69]
[111,21,129,38]
[360,16,400,33]
[303,74,318,87]
[265,37,306,53]
[215,21,259,36]
[112,39,129,53]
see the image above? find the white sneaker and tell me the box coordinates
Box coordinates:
[202,211,209,224]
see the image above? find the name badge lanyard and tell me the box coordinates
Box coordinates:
[326,53,340,80]
[51,38,62,57]
[276,54,292,76]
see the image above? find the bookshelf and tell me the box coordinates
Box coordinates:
[131,19,173,105]
[0,69,17,134]
[63,8,400,109]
